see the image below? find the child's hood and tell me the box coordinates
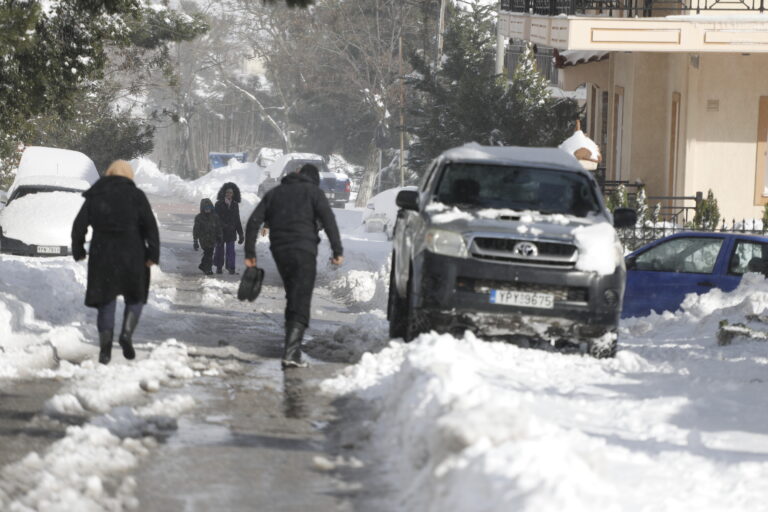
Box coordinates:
[200,198,214,213]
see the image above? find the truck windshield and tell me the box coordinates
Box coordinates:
[433,163,601,217]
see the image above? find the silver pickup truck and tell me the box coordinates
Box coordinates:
[388,144,636,357]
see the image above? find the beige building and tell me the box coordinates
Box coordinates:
[498,1,768,221]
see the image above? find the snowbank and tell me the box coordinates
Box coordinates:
[322,275,768,511]
[132,158,263,224]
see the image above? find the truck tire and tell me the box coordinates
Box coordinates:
[388,261,407,339]
[404,270,431,342]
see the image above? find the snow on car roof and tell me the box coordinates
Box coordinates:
[441,143,585,172]
[16,146,99,184]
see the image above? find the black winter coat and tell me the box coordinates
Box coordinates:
[215,182,244,243]
[71,176,160,307]
[193,198,223,249]
[245,173,343,259]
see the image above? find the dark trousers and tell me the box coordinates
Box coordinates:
[199,247,214,271]
[214,240,236,270]
[97,299,144,332]
[272,249,316,328]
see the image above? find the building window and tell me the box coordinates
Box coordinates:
[754,96,768,205]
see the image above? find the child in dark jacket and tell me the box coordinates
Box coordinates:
[193,198,223,275]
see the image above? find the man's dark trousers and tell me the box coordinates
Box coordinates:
[272,248,316,327]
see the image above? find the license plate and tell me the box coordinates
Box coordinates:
[37,246,61,254]
[490,289,554,309]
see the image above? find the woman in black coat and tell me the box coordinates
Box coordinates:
[71,160,160,365]
[213,182,244,274]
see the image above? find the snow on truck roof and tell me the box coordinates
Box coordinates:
[13,146,99,187]
[441,143,586,172]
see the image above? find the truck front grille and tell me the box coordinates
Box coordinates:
[470,236,578,266]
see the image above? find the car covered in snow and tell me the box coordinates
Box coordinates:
[622,232,768,318]
[388,143,637,357]
[363,186,416,239]
[257,153,351,207]
[0,146,99,256]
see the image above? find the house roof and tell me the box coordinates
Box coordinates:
[554,50,610,69]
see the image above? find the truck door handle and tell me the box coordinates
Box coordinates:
[697,280,715,287]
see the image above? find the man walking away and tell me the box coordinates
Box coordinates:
[193,198,223,275]
[214,182,244,274]
[244,164,344,368]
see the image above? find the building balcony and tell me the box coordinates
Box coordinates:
[498,1,768,52]
[500,0,768,17]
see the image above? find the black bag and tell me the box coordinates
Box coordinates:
[238,266,264,302]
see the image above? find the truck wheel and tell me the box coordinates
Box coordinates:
[587,331,618,359]
[404,272,431,342]
[388,262,407,339]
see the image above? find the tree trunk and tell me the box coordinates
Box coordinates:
[355,140,380,207]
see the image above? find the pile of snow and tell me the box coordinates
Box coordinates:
[0,425,151,510]
[132,158,263,224]
[322,274,768,511]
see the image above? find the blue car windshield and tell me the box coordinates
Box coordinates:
[433,163,601,217]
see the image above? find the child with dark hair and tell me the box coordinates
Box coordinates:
[193,198,223,275]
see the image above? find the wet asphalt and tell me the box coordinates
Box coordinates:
[132,196,365,511]
[0,195,380,511]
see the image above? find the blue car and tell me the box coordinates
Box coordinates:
[622,232,768,318]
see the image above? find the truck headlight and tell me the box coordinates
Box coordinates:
[425,229,468,258]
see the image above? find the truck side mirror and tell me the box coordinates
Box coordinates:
[613,207,637,229]
[396,190,419,211]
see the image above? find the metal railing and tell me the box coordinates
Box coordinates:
[618,219,768,251]
[506,44,558,85]
[500,0,767,16]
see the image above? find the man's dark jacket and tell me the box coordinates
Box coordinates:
[214,183,244,243]
[245,173,343,259]
[193,198,223,249]
[71,176,160,307]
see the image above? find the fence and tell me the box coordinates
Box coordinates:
[592,170,766,249]
[618,219,768,252]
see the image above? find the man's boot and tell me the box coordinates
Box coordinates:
[98,330,113,365]
[282,321,308,369]
[118,310,139,360]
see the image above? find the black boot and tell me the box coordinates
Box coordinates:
[118,310,139,360]
[98,330,113,365]
[282,322,308,369]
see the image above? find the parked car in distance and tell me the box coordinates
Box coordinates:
[0,146,99,256]
[258,153,351,207]
[389,143,637,357]
[208,151,247,171]
[363,186,415,239]
[622,232,768,318]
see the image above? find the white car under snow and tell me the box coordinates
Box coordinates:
[363,186,416,239]
[0,146,99,256]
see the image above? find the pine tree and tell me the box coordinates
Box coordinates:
[406,2,580,174]
[693,189,721,230]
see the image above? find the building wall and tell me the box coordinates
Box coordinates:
[556,49,768,221]
[684,53,768,221]
[558,59,610,91]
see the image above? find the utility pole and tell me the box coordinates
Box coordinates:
[495,2,506,75]
[437,0,447,63]
[399,35,405,187]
